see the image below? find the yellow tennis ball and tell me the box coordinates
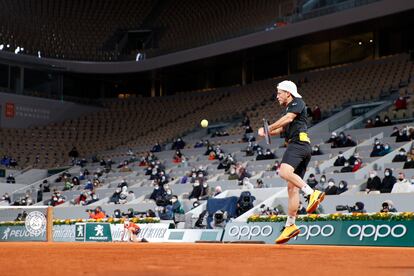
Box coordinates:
[201,119,209,128]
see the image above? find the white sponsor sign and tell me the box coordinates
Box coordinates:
[110,223,169,242]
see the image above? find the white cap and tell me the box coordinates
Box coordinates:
[277,80,302,98]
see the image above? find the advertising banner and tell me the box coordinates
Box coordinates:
[164,229,223,242]
[0,226,46,242]
[222,221,414,247]
[53,225,76,242]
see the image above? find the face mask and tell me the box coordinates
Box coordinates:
[369,173,375,178]
[339,184,344,189]
[320,178,326,183]
[400,152,405,156]
[384,146,389,150]
[171,198,177,203]
[203,184,208,188]
[339,154,343,157]
[398,178,404,181]
[328,182,334,187]
[194,182,200,187]
[385,172,390,177]
[155,186,159,190]
[166,190,172,195]
[230,169,236,174]
[344,163,349,167]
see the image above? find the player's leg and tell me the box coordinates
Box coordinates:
[275,181,301,244]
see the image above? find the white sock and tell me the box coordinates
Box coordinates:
[285,216,296,227]
[301,184,314,196]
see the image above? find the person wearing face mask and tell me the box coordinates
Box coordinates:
[344,134,357,147]
[391,172,412,193]
[149,183,165,202]
[373,115,383,127]
[264,149,276,159]
[370,139,384,157]
[365,170,381,193]
[365,119,374,128]
[315,175,327,191]
[311,145,322,156]
[390,126,399,137]
[396,128,410,142]
[109,188,122,204]
[404,157,414,169]
[228,166,239,180]
[340,161,353,173]
[334,151,346,166]
[256,150,266,161]
[380,169,396,193]
[380,200,397,213]
[306,174,318,189]
[170,195,185,219]
[378,143,392,156]
[383,116,392,126]
[189,180,203,199]
[337,181,348,195]
[352,160,362,172]
[324,179,338,195]
[392,148,407,162]
[347,152,360,166]
[336,132,347,148]
[199,182,210,200]
[394,95,407,110]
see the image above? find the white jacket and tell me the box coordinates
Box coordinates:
[391,179,414,193]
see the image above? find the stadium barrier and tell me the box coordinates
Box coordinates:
[222,221,414,246]
[164,229,224,243]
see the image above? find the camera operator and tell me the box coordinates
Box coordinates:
[380,200,397,213]
[210,210,228,229]
[336,201,366,213]
[87,206,106,219]
[237,191,256,216]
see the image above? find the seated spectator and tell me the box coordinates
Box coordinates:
[370,139,384,157]
[245,125,253,134]
[264,149,276,160]
[172,150,183,163]
[269,160,280,173]
[9,158,17,168]
[390,126,399,137]
[340,161,353,173]
[365,170,382,193]
[365,119,374,128]
[0,155,11,167]
[315,175,327,191]
[109,188,122,204]
[171,195,185,221]
[88,206,106,219]
[404,157,414,169]
[383,116,392,126]
[326,132,339,148]
[352,160,362,172]
[151,142,162,152]
[118,186,129,204]
[344,134,357,147]
[63,178,74,191]
[228,166,239,180]
[49,190,65,206]
[311,145,323,156]
[334,151,346,166]
[378,143,392,156]
[337,181,348,195]
[380,200,397,213]
[1,193,11,204]
[255,179,265,189]
[396,127,410,142]
[175,137,186,150]
[242,177,254,190]
[347,152,361,166]
[312,105,321,122]
[324,179,338,195]
[380,168,396,193]
[392,148,407,162]
[68,146,79,159]
[336,132,347,148]
[204,145,214,156]
[194,140,204,148]
[189,180,207,200]
[394,95,407,110]
[391,172,413,193]
[84,180,94,191]
[306,174,318,189]
[373,115,383,127]
[245,145,255,157]
[6,174,16,184]
[256,150,266,161]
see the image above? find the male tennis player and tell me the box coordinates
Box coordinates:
[258,80,325,244]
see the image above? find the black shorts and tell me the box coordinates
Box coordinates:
[281,141,311,178]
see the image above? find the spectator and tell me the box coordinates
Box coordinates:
[344,134,357,147]
[69,146,79,159]
[1,193,11,204]
[352,160,362,172]
[340,161,353,173]
[312,105,321,122]
[6,174,16,184]
[394,95,407,110]
[365,119,374,128]
[237,191,255,216]
[354,202,367,213]
[396,127,410,142]
[245,125,253,134]
[404,157,414,169]
[297,201,307,215]
[173,150,182,163]
[370,139,384,157]
[242,177,254,190]
[151,142,162,153]
[43,180,50,193]
[306,174,318,189]
[324,179,338,195]
[337,180,348,195]
[84,180,94,191]
[380,168,396,193]
[149,184,165,202]
[50,191,65,206]
[270,160,281,173]
[365,171,382,193]
[315,175,327,191]
[228,166,239,180]
[311,145,323,156]
[242,115,250,127]
[88,206,106,219]
[391,172,413,193]
[255,179,265,188]
[171,195,185,220]
[378,143,392,156]
[347,152,361,166]
[326,132,338,147]
[194,140,204,148]
[109,188,122,204]
[118,186,129,204]
[264,149,276,160]
[383,116,392,126]
[392,148,407,162]
[189,180,204,200]
[373,115,383,127]
[390,126,399,137]
[334,151,346,166]
[380,200,397,213]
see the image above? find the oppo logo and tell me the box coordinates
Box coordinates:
[347,224,406,241]
[296,224,335,240]
[228,225,273,240]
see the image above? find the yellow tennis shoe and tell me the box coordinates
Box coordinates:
[275,224,300,244]
[306,190,325,214]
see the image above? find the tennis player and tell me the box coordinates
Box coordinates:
[122,219,147,242]
[258,80,325,244]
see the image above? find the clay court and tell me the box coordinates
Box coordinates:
[1,243,414,275]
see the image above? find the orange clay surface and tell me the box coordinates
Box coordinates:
[1,242,414,276]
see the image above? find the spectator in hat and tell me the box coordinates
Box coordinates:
[306,174,318,189]
[324,179,338,195]
[379,168,396,193]
[380,200,397,213]
[392,148,407,162]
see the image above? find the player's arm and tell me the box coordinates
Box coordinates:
[268,113,297,132]
[269,127,283,136]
